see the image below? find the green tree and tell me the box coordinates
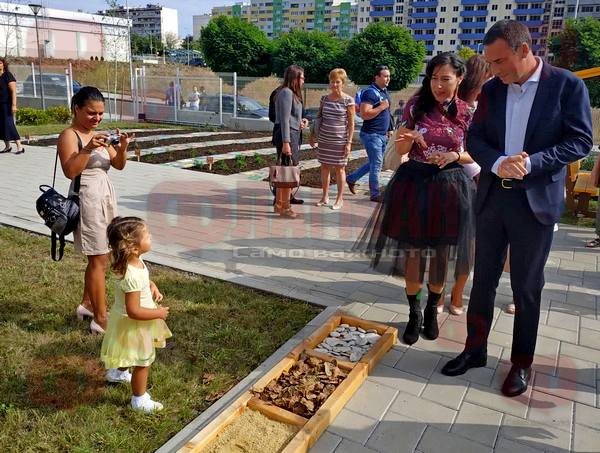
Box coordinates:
[130,33,163,55]
[344,23,425,91]
[551,18,600,107]
[457,46,477,62]
[272,30,346,83]
[200,16,272,76]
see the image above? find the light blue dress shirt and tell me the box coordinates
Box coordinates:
[491,58,543,176]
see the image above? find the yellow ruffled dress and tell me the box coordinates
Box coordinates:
[100,260,172,369]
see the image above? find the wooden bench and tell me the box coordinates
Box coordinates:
[566,159,598,217]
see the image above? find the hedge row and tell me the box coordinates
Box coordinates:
[16,106,71,126]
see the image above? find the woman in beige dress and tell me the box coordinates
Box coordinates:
[57,86,133,334]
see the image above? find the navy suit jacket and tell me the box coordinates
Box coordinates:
[467,63,593,225]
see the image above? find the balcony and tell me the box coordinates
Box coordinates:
[459,20,487,28]
[460,10,489,17]
[409,1,439,7]
[408,11,438,18]
[413,33,436,40]
[519,19,544,26]
[425,44,435,51]
[461,0,489,4]
[458,32,485,39]
[371,0,395,6]
[513,8,545,14]
[369,9,394,16]
[409,22,437,29]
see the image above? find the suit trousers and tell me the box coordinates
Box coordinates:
[465,180,554,368]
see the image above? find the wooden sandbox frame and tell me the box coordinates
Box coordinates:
[179,313,398,453]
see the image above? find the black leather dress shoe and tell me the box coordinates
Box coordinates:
[290,195,304,205]
[347,180,357,194]
[501,365,531,397]
[441,351,487,376]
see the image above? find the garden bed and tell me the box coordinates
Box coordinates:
[180,313,397,453]
[28,127,200,146]
[300,157,369,189]
[186,144,364,176]
[133,131,269,151]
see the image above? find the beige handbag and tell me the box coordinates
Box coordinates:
[269,164,300,189]
[382,127,412,171]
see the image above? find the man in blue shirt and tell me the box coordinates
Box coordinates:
[346,65,394,202]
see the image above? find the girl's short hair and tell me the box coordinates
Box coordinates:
[0,57,9,72]
[70,86,105,113]
[107,216,146,277]
[329,68,347,84]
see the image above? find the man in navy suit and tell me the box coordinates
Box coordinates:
[441,20,593,397]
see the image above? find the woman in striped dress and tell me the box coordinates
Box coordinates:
[310,68,355,210]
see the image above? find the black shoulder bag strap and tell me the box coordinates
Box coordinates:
[51,130,83,261]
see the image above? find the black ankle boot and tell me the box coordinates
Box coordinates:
[423,285,442,340]
[403,290,423,345]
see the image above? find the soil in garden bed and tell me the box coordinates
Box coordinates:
[30,129,269,148]
[140,138,277,164]
[185,143,364,176]
[300,157,369,188]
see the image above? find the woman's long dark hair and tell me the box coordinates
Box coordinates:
[282,64,304,102]
[412,52,465,122]
[0,57,9,73]
[70,86,105,113]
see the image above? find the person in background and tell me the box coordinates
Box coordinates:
[57,86,133,334]
[311,68,355,211]
[0,58,24,154]
[346,65,394,202]
[188,86,201,110]
[273,65,309,218]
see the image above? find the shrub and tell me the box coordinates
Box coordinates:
[46,106,72,123]
[16,107,50,125]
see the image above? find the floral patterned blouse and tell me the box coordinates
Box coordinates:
[401,96,473,164]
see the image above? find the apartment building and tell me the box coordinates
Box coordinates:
[100,4,178,43]
[212,1,358,38]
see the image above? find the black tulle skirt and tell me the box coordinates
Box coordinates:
[354,159,476,283]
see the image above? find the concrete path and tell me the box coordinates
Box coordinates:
[1,145,598,453]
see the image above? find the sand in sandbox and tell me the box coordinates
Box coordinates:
[202,408,299,453]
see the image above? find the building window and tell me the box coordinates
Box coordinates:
[452,17,458,22]
[438,39,443,44]
[453,6,459,11]
[581,5,594,12]
[465,6,474,10]
[440,17,445,23]
[505,4,512,9]
[491,16,496,21]
[438,29,444,34]
[450,39,456,44]
[440,6,446,11]
[492,4,498,10]
[451,28,457,33]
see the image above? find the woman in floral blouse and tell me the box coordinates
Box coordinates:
[356,52,476,346]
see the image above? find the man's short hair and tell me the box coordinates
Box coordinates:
[374,65,389,77]
[483,20,532,50]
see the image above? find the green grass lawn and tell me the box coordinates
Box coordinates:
[20,121,190,137]
[0,227,319,452]
[560,199,597,228]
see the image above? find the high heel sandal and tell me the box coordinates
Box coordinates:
[0,147,11,153]
[90,319,105,335]
[15,147,24,155]
[330,201,343,211]
[76,304,94,320]
[448,288,464,316]
[316,198,330,207]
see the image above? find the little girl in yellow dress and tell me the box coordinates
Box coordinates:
[100,216,172,413]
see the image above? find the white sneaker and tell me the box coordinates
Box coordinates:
[131,393,163,413]
[106,368,132,383]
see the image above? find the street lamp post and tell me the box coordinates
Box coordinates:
[29,3,45,110]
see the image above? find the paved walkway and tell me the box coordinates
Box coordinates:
[1,146,599,453]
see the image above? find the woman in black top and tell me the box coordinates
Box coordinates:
[0,58,24,154]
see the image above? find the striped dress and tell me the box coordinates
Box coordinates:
[317,94,354,166]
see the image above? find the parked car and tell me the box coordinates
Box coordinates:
[193,94,269,120]
[19,73,82,97]
[303,107,364,128]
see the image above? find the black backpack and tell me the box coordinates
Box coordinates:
[36,133,82,261]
